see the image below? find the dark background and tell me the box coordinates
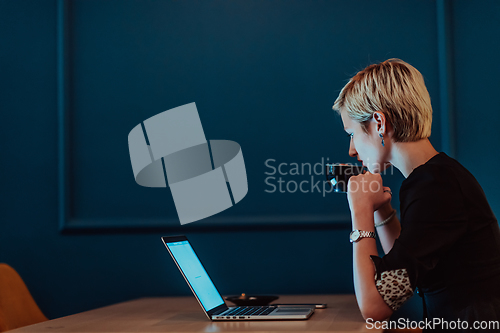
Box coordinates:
[1,0,499,321]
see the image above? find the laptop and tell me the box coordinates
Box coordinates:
[161,235,315,321]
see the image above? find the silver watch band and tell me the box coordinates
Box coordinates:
[359,230,376,239]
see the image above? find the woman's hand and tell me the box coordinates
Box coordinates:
[347,171,392,215]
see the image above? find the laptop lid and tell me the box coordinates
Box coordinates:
[162,236,228,317]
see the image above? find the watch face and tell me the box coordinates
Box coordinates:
[350,230,360,242]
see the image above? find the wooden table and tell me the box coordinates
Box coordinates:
[10,295,381,332]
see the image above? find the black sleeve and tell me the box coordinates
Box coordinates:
[370,165,468,311]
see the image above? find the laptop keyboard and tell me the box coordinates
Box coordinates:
[222,306,276,316]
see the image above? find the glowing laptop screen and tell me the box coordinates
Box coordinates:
[167,240,225,311]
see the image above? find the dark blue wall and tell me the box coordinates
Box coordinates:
[1,0,499,321]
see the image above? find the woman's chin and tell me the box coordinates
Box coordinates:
[367,162,393,174]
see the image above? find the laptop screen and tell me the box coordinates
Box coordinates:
[166,240,225,312]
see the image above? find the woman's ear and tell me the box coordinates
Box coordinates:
[372,111,386,134]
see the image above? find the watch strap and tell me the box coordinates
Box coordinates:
[358,230,376,239]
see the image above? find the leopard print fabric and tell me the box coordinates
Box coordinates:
[375,268,413,311]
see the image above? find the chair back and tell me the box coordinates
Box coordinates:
[0,263,48,332]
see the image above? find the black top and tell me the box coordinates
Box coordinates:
[371,152,500,328]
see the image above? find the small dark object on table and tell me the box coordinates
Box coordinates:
[225,293,279,306]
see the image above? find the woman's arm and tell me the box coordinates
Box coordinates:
[348,172,395,320]
[352,208,394,321]
[374,203,401,254]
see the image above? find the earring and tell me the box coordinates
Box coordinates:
[379,133,385,147]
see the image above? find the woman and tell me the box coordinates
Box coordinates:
[333,59,500,329]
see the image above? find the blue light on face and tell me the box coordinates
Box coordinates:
[167,241,225,311]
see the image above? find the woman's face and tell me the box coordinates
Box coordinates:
[340,111,387,173]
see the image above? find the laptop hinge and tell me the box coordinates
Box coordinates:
[209,304,229,316]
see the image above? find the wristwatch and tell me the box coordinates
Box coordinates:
[349,229,376,243]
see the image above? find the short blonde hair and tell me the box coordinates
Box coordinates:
[332,59,432,142]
